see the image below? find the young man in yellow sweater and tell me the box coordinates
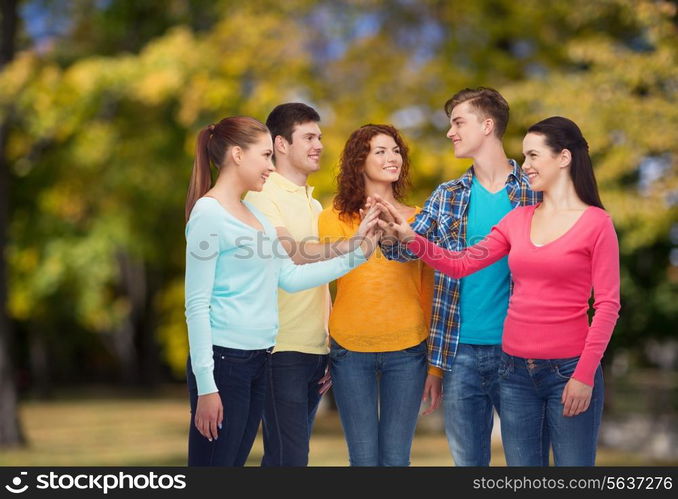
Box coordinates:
[244,103,370,466]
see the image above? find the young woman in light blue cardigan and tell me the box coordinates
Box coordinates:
[184,116,380,466]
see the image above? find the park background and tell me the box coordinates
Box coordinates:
[0,0,676,465]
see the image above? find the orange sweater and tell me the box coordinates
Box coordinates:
[318,205,442,377]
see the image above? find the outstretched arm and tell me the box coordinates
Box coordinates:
[376,199,511,278]
[278,207,382,292]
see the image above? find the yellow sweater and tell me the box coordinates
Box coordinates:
[319,205,441,377]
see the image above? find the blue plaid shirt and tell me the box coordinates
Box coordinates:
[381,160,541,372]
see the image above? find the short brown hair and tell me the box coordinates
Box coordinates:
[444,87,509,138]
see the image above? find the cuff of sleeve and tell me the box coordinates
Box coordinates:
[427,365,444,378]
[353,244,367,262]
[572,362,596,387]
[195,369,219,396]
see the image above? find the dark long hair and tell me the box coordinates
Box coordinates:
[334,124,411,221]
[185,116,268,221]
[527,116,604,209]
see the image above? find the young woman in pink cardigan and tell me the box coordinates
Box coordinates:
[376,116,620,466]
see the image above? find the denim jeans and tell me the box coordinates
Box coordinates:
[329,339,427,466]
[442,343,502,466]
[186,345,269,466]
[261,351,328,467]
[499,353,604,466]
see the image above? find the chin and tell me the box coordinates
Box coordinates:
[452,148,471,159]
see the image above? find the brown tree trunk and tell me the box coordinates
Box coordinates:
[0,0,25,447]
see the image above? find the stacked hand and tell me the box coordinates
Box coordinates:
[355,204,383,258]
[364,194,417,244]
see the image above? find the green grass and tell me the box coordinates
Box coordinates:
[0,387,673,466]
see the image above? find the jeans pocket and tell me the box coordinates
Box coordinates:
[214,346,256,364]
[497,354,513,379]
[553,356,580,380]
[329,340,349,360]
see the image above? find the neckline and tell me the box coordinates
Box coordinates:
[527,203,593,249]
[202,196,266,234]
[472,176,507,196]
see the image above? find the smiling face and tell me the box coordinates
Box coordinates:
[362,133,403,185]
[446,100,490,158]
[521,132,570,192]
[286,121,323,175]
[237,132,275,191]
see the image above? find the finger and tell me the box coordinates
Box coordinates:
[432,393,442,411]
[571,399,583,417]
[318,379,333,395]
[317,373,331,384]
[561,384,569,405]
[218,405,223,431]
[565,398,575,417]
[209,417,218,440]
[383,201,403,222]
[198,419,211,440]
[581,397,591,414]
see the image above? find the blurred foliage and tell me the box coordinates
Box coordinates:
[0,0,676,384]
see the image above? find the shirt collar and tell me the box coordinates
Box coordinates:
[454,159,523,190]
[269,172,315,196]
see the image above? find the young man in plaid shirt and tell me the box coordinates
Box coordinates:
[381,87,541,466]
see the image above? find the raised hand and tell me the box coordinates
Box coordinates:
[372,194,416,243]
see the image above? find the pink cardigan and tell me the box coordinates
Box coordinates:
[407,204,620,386]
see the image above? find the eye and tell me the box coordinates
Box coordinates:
[394,149,401,154]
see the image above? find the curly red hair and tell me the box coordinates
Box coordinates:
[334,124,411,221]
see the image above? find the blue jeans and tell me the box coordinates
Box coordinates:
[499,353,604,466]
[261,351,328,467]
[329,339,427,466]
[442,343,502,466]
[186,346,269,466]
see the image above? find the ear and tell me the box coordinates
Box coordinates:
[559,148,572,169]
[230,145,243,165]
[483,118,495,136]
[274,135,288,155]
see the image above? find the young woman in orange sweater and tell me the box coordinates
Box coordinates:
[318,124,439,466]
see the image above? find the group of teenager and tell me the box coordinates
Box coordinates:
[183,87,621,467]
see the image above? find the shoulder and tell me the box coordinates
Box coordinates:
[585,206,616,232]
[188,197,222,221]
[497,204,533,227]
[244,184,278,206]
[319,205,344,224]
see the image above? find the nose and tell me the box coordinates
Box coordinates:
[446,127,455,140]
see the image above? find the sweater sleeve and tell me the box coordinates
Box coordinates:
[278,242,368,293]
[572,216,621,386]
[184,206,222,396]
[406,220,511,279]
